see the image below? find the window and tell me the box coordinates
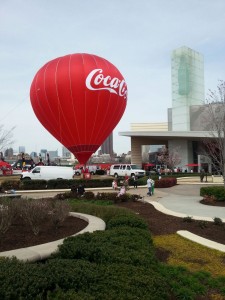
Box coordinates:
[33,167,40,173]
[113,165,120,170]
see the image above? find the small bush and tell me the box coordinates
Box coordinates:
[19,199,50,235]
[107,214,148,230]
[213,217,223,226]
[83,191,95,200]
[0,198,17,235]
[198,221,208,229]
[200,186,225,201]
[183,216,193,223]
[54,192,72,200]
[49,200,70,229]
[155,177,177,188]
[202,194,217,204]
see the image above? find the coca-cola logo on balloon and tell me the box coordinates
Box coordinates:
[86,68,127,99]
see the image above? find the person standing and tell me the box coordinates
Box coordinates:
[133,175,138,188]
[200,169,205,182]
[112,179,118,190]
[124,173,130,190]
[150,178,155,195]
[117,185,126,197]
[147,177,152,196]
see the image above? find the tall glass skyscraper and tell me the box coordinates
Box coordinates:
[171,46,205,131]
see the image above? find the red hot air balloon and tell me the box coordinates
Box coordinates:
[30,53,127,164]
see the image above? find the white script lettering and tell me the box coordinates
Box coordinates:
[86,69,127,99]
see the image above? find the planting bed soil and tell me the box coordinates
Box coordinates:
[0,216,88,252]
[116,200,225,246]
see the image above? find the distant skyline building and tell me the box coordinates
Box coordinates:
[40,149,47,159]
[48,150,59,159]
[62,146,71,158]
[19,146,25,153]
[30,152,38,158]
[101,132,113,157]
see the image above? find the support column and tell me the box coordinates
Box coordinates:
[131,137,143,167]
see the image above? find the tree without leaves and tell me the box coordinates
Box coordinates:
[157,146,181,170]
[202,80,225,185]
[0,125,15,158]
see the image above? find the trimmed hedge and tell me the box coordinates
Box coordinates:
[1,175,178,191]
[55,191,141,204]
[107,214,148,230]
[200,186,225,201]
[1,178,115,191]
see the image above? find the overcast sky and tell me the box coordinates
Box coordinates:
[0,0,225,156]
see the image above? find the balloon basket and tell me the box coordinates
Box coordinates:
[83,173,91,180]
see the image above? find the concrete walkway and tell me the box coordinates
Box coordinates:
[146,184,225,221]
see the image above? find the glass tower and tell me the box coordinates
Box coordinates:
[171,46,205,131]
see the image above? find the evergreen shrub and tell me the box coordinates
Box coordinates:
[1,180,21,191]
[200,186,225,201]
[20,179,47,190]
[107,214,148,230]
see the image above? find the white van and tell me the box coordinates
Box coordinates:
[109,164,145,178]
[20,166,74,180]
[74,165,99,176]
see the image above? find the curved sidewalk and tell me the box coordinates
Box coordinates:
[140,183,225,252]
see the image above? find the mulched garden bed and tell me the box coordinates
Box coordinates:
[1,199,225,254]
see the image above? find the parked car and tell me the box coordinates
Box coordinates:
[109,164,145,178]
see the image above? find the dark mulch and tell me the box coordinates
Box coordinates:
[1,199,225,255]
[0,216,88,252]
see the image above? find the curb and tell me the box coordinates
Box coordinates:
[177,230,225,252]
[146,200,225,252]
[147,200,225,222]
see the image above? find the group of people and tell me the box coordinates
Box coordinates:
[112,174,155,197]
[71,184,85,196]
[112,179,127,197]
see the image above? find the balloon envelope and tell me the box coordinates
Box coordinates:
[30,53,127,164]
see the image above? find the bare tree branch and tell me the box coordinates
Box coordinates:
[0,125,15,155]
[203,80,225,181]
[157,146,181,170]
